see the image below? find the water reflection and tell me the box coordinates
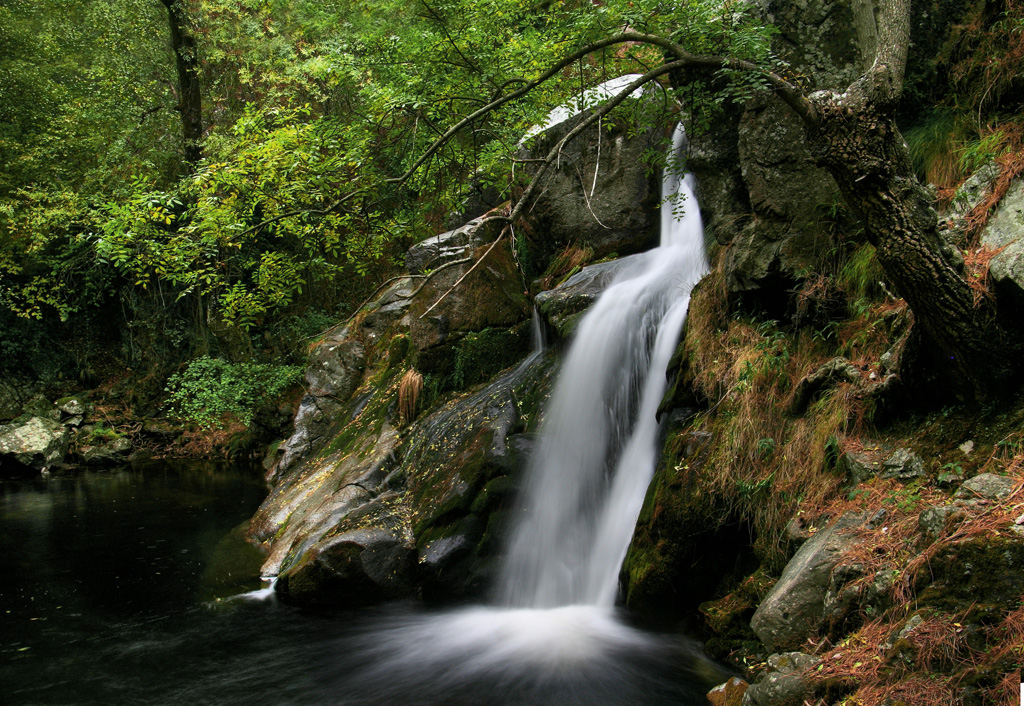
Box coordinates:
[0,461,727,705]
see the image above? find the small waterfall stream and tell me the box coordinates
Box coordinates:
[498,123,707,609]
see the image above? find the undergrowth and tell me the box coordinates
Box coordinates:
[165,356,303,427]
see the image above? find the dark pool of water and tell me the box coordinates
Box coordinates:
[0,461,729,705]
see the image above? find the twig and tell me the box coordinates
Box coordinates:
[420,229,509,318]
[320,273,425,339]
[406,256,474,300]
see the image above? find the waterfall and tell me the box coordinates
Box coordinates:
[497,124,708,608]
[329,124,720,705]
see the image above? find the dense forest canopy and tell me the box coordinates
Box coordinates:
[1,0,1022,400]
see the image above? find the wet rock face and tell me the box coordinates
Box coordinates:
[405,362,550,600]
[534,255,643,338]
[0,416,69,470]
[519,110,661,265]
[252,353,554,607]
[718,95,842,310]
[279,526,419,607]
[687,0,872,310]
[250,221,555,606]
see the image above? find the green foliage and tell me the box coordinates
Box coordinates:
[164,356,302,426]
[904,108,962,186]
[837,244,885,304]
[883,479,925,512]
[1,0,779,385]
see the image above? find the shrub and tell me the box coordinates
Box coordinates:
[165,356,302,427]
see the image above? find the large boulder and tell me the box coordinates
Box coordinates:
[750,512,865,652]
[407,238,529,358]
[273,329,367,478]
[692,0,969,315]
[754,0,877,91]
[251,347,555,606]
[741,651,821,706]
[405,217,495,275]
[0,416,69,470]
[722,96,842,308]
[518,108,662,266]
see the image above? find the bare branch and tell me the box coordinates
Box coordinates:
[406,256,474,300]
[327,273,426,338]
[419,228,509,318]
[233,31,815,241]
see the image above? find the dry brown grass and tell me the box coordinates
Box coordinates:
[177,419,248,458]
[398,368,424,425]
[847,674,959,706]
[963,244,1010,307]
[983,671,1024,706]
[811,618,891,683]
[964,123,1024,235]
[681,264,870,563]
[809,619,965,706]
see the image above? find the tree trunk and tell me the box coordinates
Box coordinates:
[798,0,1021,401]
[160,0,203,169]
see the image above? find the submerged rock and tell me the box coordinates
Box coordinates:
[78,435,133,466]
[0,415,69,470]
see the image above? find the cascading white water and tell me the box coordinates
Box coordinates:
[497,123,708,608]
[328,123,721,705]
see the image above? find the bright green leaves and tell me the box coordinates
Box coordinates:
[0,0,781,340]
[164,355,303,426]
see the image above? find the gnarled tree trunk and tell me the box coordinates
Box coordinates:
[796,0,1021,400]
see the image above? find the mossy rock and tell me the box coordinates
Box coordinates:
[915,537,1024,609]
[624,423,759,618]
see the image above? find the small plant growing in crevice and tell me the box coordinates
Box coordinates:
[398,368,423,425]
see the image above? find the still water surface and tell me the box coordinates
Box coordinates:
[1,462,725,705]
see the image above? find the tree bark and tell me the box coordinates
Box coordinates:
[797,0,1021,400]
[160,0,203,169]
